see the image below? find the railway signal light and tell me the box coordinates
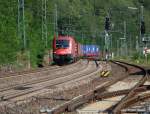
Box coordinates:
[141,21,145,35]
[105,17,110,31]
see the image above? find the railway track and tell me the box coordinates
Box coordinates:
[0,61,81,79]
[94,61,148,114]
[110,61,147,114]
[0,60,83,90]
[1,60,148,114]
[37,60,147,114]
[0,65,59,78]
[0,61,100,105]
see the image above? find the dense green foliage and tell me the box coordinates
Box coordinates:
[0,0,150,66]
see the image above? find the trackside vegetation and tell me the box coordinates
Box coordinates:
[0,0,150,68]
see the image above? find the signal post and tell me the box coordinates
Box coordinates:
[104,15,111,61]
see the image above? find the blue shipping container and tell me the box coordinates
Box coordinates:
[81,45,100,56]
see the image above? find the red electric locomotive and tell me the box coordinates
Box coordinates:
[53,35,80,64]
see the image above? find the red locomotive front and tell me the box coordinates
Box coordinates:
[53,35,78,64]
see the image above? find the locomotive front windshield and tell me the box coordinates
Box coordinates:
[56,40,69,48]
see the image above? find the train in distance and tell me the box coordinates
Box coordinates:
[52,35,100,64]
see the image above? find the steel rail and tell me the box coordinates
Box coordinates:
[39,60,132,114]
[111,61,147,114]
[0,61,81,79]
[0,61,100,103]
[0,61,83,92]
[120,92,150,113]
[0,61,86,96]
[46,60,146,114]
[96,85,149,100]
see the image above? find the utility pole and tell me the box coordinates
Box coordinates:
[18,0,31,69]
[140,5,144,40]
[140,5,147,63]
[140,6,145,52]
[42,0,48,48]
[110,34,113,56]
[81,32,84,44]
[124,21,127,55]
[136,36,139,52]
[117,40,119,57]
[54,4,58,37]
[104,12,111,60]
[124,21,126,40]
[18,0,20,40]
[18,0,26,50]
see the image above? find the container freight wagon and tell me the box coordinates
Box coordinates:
[82,45,100,60]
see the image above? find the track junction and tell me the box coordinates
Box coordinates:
[0,60,150,114]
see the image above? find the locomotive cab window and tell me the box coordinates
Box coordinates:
[56,40,69,48]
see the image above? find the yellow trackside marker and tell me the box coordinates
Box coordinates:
[100,71,110,77]
[103,71,110,77]
[101,71,105,76]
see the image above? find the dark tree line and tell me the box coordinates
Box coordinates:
[0,0,149,66]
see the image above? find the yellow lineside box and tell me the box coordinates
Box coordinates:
[100,70,110,77]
